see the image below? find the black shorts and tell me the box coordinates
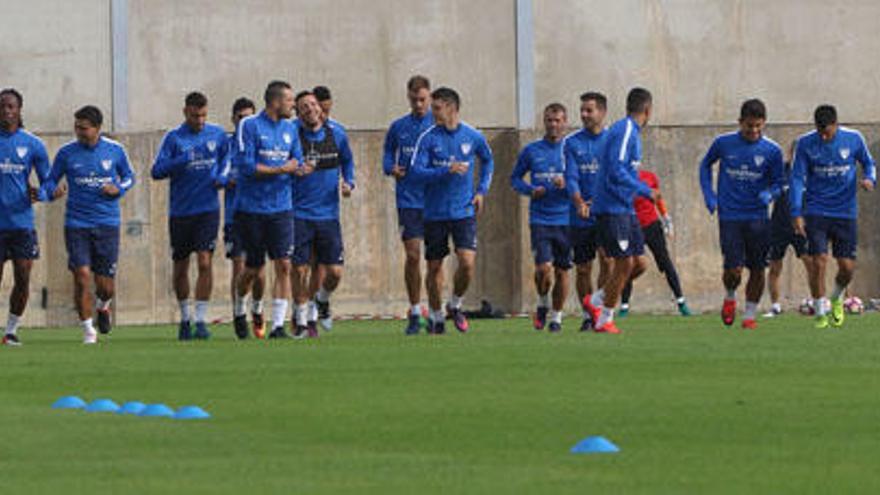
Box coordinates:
[424,217,477,261]
[398,208,424,241]
[719,219,770,270]
[530,224,572,269]
[234,210,295,268]
[169,210,220,261]
[292,218,344,266]
[597,214,644,258]
[65,226,120,277]
[569,225,600,264]
[806,215,857,259]
[0,229,39,261]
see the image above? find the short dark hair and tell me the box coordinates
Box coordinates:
[0,88,23,108]
[814,104,837,129]
[407,75,431,92]
[544,102,567,115]
[295,90,314,104]
[580,91,607,110]
[313,86,332,102]
[74,105,103,128]
[264,80,292,106]
[231,97,256,116]
[740,98,767,121]
[431,87,460,110]
[185,91,208,108]
[626,87,652,114]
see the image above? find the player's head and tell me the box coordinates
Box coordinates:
[814,104,838,142]
[231,97,255,127]
[0,88,24,130]
[626,87,652,125]
[296,91,323,128]
[579,91,607,131]
[74,105,103,145]
[313,85,333,119]
[543,102,567,142]
[183,91,208,133]
[264,80,294,119]
[407,75,431,118]
[739,98,766,143]
[430,87,460,127]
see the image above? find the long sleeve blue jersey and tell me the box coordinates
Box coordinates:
[151,122,225,218]
[211,133,239,226]
[44,136,135,228]
[292,121,356,221]
[563,127,607,227]
[0,128,51,231]
[382,111,433,209]
[510,138,569,226]
[790,127,876,219]
[411,123,494,221]
[699,131,784,221]
[235,111,302,215]
[591,117,652,216]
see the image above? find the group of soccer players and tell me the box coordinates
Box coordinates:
[0,78,874,345]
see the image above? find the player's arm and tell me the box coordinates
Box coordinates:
[563,144,589,217]
[760,148,785,205]
[338,131,355,196]
[510,148,536,196]
[382,122,400,177]
[28,140,52,203]
[41,147,69,201]
[151,132,190,180]
[410,132,445,181]
[237,118,262,178]
[607,136,652,198]
[789,139,807,235]
[855,131,876,191]
[699,139,720,214]
[212,137,233,188]
[106,146,135,198]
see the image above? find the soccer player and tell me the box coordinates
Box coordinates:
[583,88,657,334]
[763,142,812,318]
[411,87,494,334]
[44,105,135,344]
[313,85,344,130]
[564,91,612,331]
[382,75,433,334]
[214,97,267,338]
[511,103,571,332]
[233,80,304,339]
[699,99,784,329]
[290,91,355,339]
[619,166,691,316]
[151,92,226,341]
[0,88,54,346]
[791,104,875,328]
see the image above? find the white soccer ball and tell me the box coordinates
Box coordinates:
[844,296,865,315]
[798,298,815,316]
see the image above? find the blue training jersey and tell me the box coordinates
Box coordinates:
[592,117,652,216]
[411,122,494,222]
[790,127,876,219]
[699,131,784,221]
[0,128,51,231]
[382,111,433,210]
[235,110,303,215]
[151,122,225,217]
[44,136,135,228]
[212,132,238,226]
[510,137,569,226]
[292,121,355,221]
[563,127,607,227]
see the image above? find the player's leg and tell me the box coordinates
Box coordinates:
[646,220,690,315]
[251,264,267,337]
[3,230,38,346]
[91,226,120,338]
[265,212,293,338]
[191,211,219,339]
[291,218,315,338]
[827,218,857,328]
[170,215,194,339]
[548,226,572,332]
[719,221,746,326]
[306,259,323,332]
[64,227,97,343]
[448,217,478,333]
[595,215,640,333]
[531,225,553,330]
[764,258,784,317]
[804,215,831,327]
[740,219,770,329]
[571,226,598,330]
[399,208,425,334]
[312,220,345,333]
[424,220,449,334]
[234,212,269,338]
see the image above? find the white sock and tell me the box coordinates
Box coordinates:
[725,288,736,300]
[817,297,829,316]
[410,303,422,317]
[296,303,309,326]
[590,289,605,308]
[450,294,463,309]
[830,282,846,301]
[744,302,758,320]
[551,310,563,323]
[179,299,192,322]
[6,314,21,336]
[431,307,445,323]
[771,302,782,312]
[271,299,288,329]
[96,298,111,311]
[316,287,330,303]
[677,297,686,305]
[537,293,550,308]
[251,299,264,315]
[621,303,630,311]
[308,300,318,321]
[596,306,614,328]
[81,318,95,333]
[194,300,209,323]
[233,295,247,317]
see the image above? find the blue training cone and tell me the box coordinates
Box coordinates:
[139,403,175,418]
[173,405,211,420]
[85,398,120,413]
[116,401,147,415]
[52,396,87,409]
[570,436,620,454]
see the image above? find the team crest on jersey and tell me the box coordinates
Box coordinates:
[283,133,292,145]
[840,148,850,160]
[206,140,217,152]
[754,155,765,167]
[460,142,472,155]
[16,147,27,159]
[101,159,112,171]
[618,239,629,252]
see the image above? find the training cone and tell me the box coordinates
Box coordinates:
[116,401,147,415]
[85,398,120,413]
[139,403,175,418]
[570,436,620,454]
[52,396,87,409]
[173,405,211,420]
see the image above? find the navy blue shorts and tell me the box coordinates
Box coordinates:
[768,232,807,261]
[293,218,344,266]
[65,226,120,277]
[398,208,424,241]
[234,211,295,268]
[424,217,477,261]
[530,224,572,269]
[597,214,644,259]
[719,219,770,270]
[223,223,243,259]
[569,225,600,264]
[806,215,857,259]
[0,229,39,262]
[169,210,219,261]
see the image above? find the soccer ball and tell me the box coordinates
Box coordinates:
[798,298,815,316]
[844,296,865,315]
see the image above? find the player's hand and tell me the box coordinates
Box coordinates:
[296,160,316,177]
[662,214,674,237]
[577,200,590,219]
[449,161,469,175]
[391,164,406,180]
[758,189,773,205]
[705,196,717,215]
[52,183,68,200]
[472,194,485,216]
[649,189,660,202]
[102,183,121,197]
[28,184,40,203]
[341,182,353,198]
[531,186,546,199]
[792,216,806,237]
[552,175,566,189]
[861,178,875,192]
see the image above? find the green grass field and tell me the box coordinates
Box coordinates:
[2,313,879,494]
